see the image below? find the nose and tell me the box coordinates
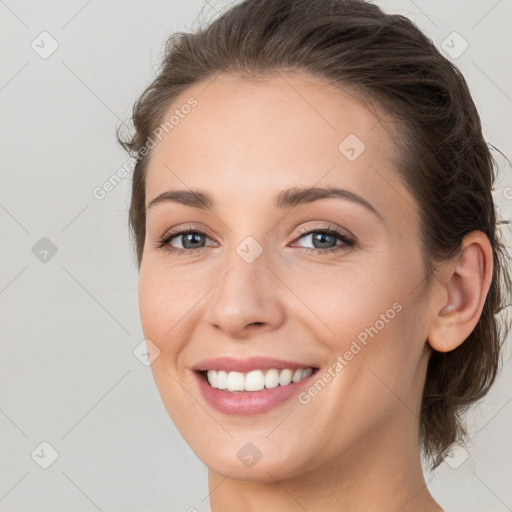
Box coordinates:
[205,251,286,339]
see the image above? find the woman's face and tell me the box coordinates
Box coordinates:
[138,72,435,482]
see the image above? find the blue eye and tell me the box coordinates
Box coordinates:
[293,227,355,254]
[156,226,355,256]
[156,230,215,255]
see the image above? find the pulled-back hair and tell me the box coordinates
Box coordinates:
[117,0,511,469]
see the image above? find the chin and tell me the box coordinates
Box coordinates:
[187,431,316,483]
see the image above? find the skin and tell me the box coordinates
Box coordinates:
[138,72,493,512]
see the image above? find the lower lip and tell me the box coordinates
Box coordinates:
[193,370,317,415]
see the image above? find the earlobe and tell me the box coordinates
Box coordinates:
[427,230,493,353]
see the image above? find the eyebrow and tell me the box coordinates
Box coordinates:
[146,186,384,221]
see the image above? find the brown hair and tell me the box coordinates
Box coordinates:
[117,0,512,469]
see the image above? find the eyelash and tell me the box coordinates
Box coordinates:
[155,224,355,256]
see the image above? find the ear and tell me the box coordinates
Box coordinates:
[427,230,493,353]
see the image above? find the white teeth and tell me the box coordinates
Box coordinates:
[226,371,245,391]
[302,368,313,379]
[205,368,314,392]
[245,370,265,391]
[292,369,303,383]
[264,369,279,389]
[208,369,218,388]
[279,369,293,386]
[217,370,227,390]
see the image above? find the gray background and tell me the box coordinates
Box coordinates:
[0,1,511,511]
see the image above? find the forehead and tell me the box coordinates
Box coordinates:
[145,72,414,219]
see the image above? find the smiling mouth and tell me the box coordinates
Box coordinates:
[198,367,319,393]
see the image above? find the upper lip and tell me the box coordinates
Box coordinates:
[191,356,318,373]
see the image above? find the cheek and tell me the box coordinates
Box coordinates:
[137,265,191,361]
[294,252,425,385]
[286,259,396,341]
[138,269,199,422]
[327,290,428,423]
